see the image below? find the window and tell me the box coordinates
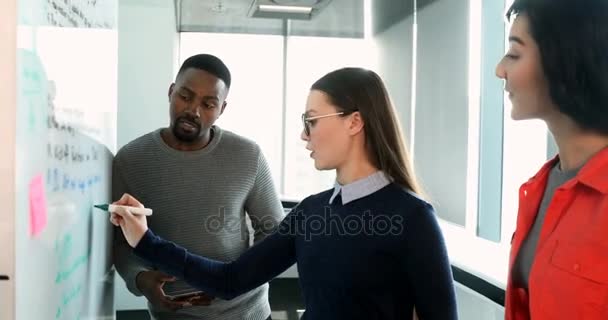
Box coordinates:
[282,36,376,199]
[179,33,284,190]
[435,0,550,286]
[179,33,376,200]
[498,0,549,244]
[179,0,554,288]
[500,106,548,243]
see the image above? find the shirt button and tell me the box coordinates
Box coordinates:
[573,263,580,271]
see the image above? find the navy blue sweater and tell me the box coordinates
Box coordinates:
[134,183,457,319]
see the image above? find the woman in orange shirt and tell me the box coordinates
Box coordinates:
[495,0,608,319]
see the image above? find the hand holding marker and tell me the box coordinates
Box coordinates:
[94,204,153,216]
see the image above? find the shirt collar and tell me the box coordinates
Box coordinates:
[577,146,608,194]
[529,146,608,194]
[329,171,391,205]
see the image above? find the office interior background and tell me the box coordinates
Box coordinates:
[0,0,560,319]
[117,0,552,318]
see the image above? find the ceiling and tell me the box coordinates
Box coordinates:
[177,0,364,38]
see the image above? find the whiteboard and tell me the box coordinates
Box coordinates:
[15,0,117,319]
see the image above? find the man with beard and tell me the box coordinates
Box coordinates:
[112,54,284,320]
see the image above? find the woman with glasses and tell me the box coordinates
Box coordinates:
[110,67,457,320]
[496,0,608,319]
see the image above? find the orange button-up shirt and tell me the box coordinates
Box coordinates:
[505,147,608,320]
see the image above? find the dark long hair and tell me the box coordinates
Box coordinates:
[311,67,423,195]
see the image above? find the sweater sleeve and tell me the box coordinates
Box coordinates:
[402,203,458,320]
[245,148,285,243]
[133,207,302,300]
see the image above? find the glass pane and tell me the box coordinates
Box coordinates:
[500,99,547,242]
[179,33,285,190]
[499,0,548,242]
[476,0,507,242]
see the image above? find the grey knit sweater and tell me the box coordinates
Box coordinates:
[112,126,285,320]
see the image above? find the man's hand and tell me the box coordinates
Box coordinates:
[136,271,189,311]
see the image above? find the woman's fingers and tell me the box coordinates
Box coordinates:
[114,193,144,208]
[111,207,137,228]
[110,213,122,226]
[109,201,148,248]
[113,206,136,222]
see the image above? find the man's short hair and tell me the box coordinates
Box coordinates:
[177,54,231,89]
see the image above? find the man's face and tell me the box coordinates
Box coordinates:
[168,68,228,143]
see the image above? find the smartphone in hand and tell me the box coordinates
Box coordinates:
[167,291,205,302]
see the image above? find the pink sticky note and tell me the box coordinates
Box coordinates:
[29,174,48,237]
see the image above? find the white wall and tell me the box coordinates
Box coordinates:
[0,0,17,319]
[114,0,178,311]
[374,0,470,226]
[117,0,179,150]
[414,0,470,226]
[455,283,504,319]
[375,15,414,146]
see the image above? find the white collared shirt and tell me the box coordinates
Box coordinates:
[329,171,391,205]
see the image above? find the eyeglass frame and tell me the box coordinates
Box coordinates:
[301,111,346,136]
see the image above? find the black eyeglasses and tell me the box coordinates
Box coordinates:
[301,112,345,136]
